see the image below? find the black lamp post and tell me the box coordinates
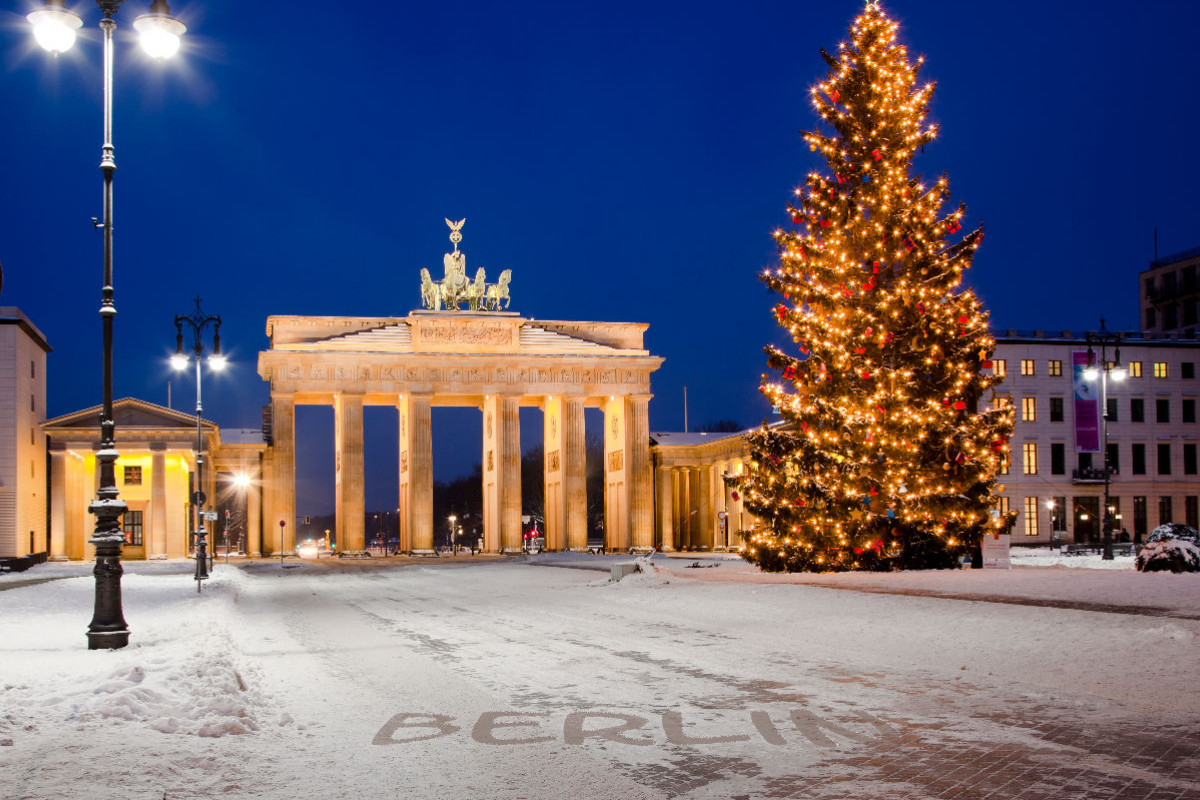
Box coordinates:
[172,297,226,591]
[28,0,186,649]
[1084,318,1126,561]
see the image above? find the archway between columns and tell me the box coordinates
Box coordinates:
[257,312,662,556]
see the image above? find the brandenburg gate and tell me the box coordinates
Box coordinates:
[256,221,663,555]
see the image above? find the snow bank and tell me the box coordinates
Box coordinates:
[0,567,272,750]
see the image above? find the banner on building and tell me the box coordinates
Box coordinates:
[1072,350,1100,453]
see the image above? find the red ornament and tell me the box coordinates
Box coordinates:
[792,212,804,223]
[983,359,994,369]
[955,452,967,465]
[828,89,841,103]
[860,370,871,379]
[853,547,864,555]
[916,302,926,314]
[903,235,917,252]
[783,365,796,380]
[820,218,831,228]
[841,284,853,297]
[872,149,883,161]
[854,346,866,355]
[954,400,966,411]
[957,315,969,325]
[731,490,740,502]
[946,219,962,234]
[775,304,788,322]
[863,277,876,291]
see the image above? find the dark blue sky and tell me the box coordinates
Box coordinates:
[6,1,1200,512]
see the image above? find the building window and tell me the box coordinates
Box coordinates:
[996,496,1010,515]
[1109,497,1122,530]
[1134,496,1148,540]
[30,360,35,379]
[999,452,1010,475]
[1106,398,1118,422]
[992,359,1007,377]
[1051,443,1065,475]
[1157,398,1170,423]
[1050,496,1067,531]
[1165,304,1179,330]
[1185,399,1196,424]
[1185,301,1198,328]
[1047,360,1062,377]
[122,510,143,547]
[1184,362,1196,380]
[1146,307,1157,329]
[1049,397,1064,422]
[1158,443,1172,475]
[1020,359,1035,376]
[1188,497,1199,530]
[1022,397,1037,422]
[30,394,34,412]
[1107,442,1120,475]
[1132,443,1146,475]
[1128,361,1143,378]
[1154,362,1169,379]
[1131,398,1145,422]
[1159,496,1174,526]
[1186,444,1198,476]
[1024,497,1039,537]
[1023,442,1038,475]
[123,466,143,486]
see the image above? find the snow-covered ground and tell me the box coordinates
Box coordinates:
[1,556,1197,799]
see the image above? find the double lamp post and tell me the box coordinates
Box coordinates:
[1082,319,1125,561]
[27,0,187,648]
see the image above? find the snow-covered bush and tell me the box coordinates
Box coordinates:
[1136,538,1200,573]
[1146,523,1200,547]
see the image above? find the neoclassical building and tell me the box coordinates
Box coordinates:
[257,311,663,555]
[44,398,265,560]
[650,429,757,550]
[0,308,50,564]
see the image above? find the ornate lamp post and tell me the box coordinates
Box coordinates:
[1083,318,1126,561]
[27,0,186,650]
[172,297,226,591]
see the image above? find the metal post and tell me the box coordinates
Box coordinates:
[87,6,129,650]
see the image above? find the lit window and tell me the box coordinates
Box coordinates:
[999,453,1010,475]
[1047,360,1062,377]
[1022,442,1038,475]
[996,496,1010,515]
[1021,397,1036,422]
[1020,359,1035,376]
[1154,362,1169,378]
[122,510,143,547]
[1024,497,1039,536]
[1128,361,1143,378]
[123,466,143,486]
[992,359,1007,377]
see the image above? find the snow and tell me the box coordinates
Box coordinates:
[1,556,1198,799]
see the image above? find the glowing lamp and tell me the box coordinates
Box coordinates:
[133,1,186,59]
[27,3,82,54]
[170,352,188,371]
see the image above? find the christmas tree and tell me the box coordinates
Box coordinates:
[738,2,1015,572]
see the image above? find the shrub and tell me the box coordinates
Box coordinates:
[1146,523,1200,547]
[1136,538,1200,573]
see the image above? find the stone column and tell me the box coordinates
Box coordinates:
[335,391,367,556]
[698,465,714,550]
[628,395,653,549]
[543,396,565,551]
[499,395,522,553]
[482,395,500,553]
[397,397,410,553]
[603,396,629,552]
[247,465,262,557]
[657,463,674,552]
[48,448,68,561]
[149,444,168,559]
[271,393,296,556]
[564,397,587,551]
[407,394,434,554]
[686,467,700,550]
[260,452,276,555]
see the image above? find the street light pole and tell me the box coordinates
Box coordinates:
[1085,318,1125,561]
[28,0,187,650]
[172,297,226,591]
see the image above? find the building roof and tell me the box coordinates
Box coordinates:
[0,307,51,353]
[650,430,748,447]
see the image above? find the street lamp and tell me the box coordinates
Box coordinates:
[1084,318,1125,561]
[448,514,457,553]
[172,297,225,590]
[28,0,186,650]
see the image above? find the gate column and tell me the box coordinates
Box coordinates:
[335,391,367,555]
[271,393,296,556]
[628,394,653,549]
[543,396,565,551]
[564,396,587,551]
[402,394,434,554]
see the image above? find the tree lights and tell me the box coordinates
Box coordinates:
[737,2,1015,573]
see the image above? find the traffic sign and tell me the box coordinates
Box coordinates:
[717,511,728,521]
[203,511,219,521]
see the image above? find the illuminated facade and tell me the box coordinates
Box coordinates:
[0,309,50,561]
[44,398,264,560]
[992,331,1200,544]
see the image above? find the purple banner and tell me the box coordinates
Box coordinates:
[1072,351,1100,453]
